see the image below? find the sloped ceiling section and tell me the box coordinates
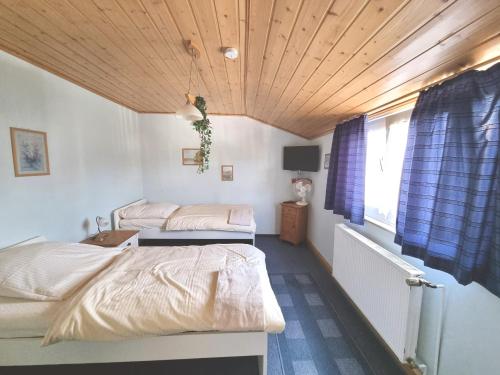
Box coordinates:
[0,0,498,138]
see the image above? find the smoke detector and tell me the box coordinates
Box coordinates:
[224,47,239,60]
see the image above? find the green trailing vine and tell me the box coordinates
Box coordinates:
[192,96,212,173]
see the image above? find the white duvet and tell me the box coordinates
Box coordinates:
[42,244,284,345]
[164,205,256,233]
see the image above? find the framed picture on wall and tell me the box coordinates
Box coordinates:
[182,148,202,165]
[221,165,233,181]
[10,127,50,177]
[324,153,330,169]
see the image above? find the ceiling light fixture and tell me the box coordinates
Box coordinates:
[176,40,203,122]
[224,47,239,60]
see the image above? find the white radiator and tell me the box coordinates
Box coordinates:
[332,224,424,362]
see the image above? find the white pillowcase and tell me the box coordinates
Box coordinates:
[0,241,121,301]
[119,202,179,219]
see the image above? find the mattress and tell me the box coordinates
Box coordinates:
[0,296,60,338]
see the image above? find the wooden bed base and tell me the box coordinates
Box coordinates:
[113,199,256,245]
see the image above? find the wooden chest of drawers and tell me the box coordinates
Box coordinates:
[279,201,308,246]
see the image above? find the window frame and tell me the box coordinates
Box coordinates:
[364,108,413,231]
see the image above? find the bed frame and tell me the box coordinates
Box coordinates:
[0,236,267,374]
[112,199,256,245]
[0,332,267,373]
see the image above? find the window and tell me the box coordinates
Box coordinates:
[365,110,411,230]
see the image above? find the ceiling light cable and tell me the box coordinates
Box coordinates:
[187,50,194,95]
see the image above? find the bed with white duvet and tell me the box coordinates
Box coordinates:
[113,199,257,245]
[0,237,284,374]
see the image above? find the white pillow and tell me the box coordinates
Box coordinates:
[119,202,179,219]
[0,241,121,301]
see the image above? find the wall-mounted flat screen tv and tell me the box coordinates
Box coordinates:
[283,145,320,172]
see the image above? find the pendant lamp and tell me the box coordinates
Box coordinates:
[176,94,203,122]
[176,41,203,122]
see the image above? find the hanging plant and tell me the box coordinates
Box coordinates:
[192,96,212,174]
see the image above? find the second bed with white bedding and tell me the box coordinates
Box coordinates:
[118,204,256,233]
[114,200,257,244]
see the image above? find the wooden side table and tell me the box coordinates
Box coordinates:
[279,201,308,246]
[81,230,139,248]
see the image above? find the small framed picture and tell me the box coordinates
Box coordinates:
[182,148,202,165]
[10,127,50,177]
[221,165,233,181]
[324,153,330,169]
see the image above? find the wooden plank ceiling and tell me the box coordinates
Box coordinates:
[0,0,499,138]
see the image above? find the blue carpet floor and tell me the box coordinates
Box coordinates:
[268,273,371,375]
[258,236,405,375]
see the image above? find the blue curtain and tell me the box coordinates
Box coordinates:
[325,115,367,224]
[395,63,500,296]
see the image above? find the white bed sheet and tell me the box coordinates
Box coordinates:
[119,218,166,230]
[0,296,59,338]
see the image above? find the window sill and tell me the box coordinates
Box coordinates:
[364,216,396,234]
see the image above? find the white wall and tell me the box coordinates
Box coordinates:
[306,132,343,263]
[139,114,306,234]
[0,52,143,248]
[307,132,500,375]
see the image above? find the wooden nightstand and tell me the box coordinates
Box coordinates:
[81,230,139,248]
[280,201,308,246]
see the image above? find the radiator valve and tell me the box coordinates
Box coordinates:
[406,277,438,288]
